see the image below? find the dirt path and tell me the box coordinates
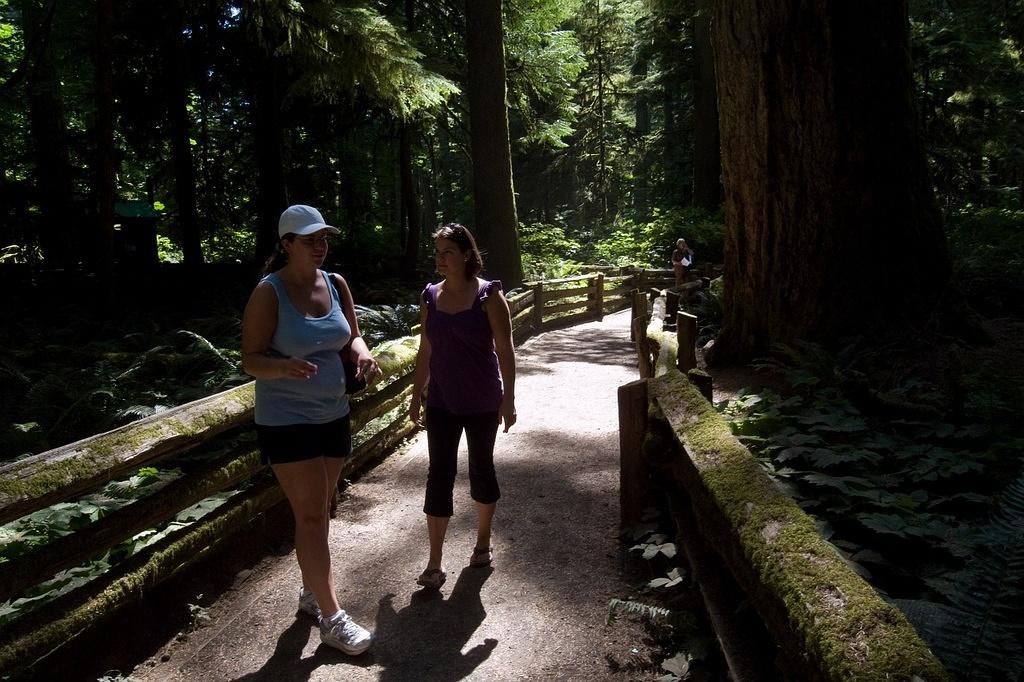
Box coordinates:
[132,309,657,682]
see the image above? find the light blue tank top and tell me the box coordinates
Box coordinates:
[254,271,352,426]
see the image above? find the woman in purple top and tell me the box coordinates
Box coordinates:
[409,223,517,589]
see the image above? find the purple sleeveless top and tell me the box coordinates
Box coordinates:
[423,279,504,414]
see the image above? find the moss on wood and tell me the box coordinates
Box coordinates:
[0,383,256,524]
[370,336,419,385]
[645,296,679,375]
[0,481,284,677]
[648,370,949,681]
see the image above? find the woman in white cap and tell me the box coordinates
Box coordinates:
[241,204,378,654]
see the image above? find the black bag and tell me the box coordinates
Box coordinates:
[329,274,367,395]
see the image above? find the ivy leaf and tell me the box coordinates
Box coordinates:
[807,413,868,433]
[776,446,814,462]
[642,543,677,560]
[857,513,909,536]
[648,567,686,589]
[850,549,892,568]
[661,652,692,677]
[774,432,824,447]
[802,474,870,494]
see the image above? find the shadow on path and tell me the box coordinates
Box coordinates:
[520,330,636,369]
[228,559,496,682]
[373,566,497,682]
[230,617,375,682]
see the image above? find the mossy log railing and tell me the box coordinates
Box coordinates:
[619,296,949,681]
[0,269,644,676]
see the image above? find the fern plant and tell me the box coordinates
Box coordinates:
[893,471,1024,680]
[607,598,694,629]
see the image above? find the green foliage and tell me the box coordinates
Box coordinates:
[720,342,1024,675]
[613,505,722,680]
[681,276,723,347]
[0,295,419,461]
[585,207,724,267]
[249,1,457,118]
[910,0,1024,209]
[353,304,418,346]
[607,598,689,629]
[0,313,245,457]
[156,236,183,264]
[0,244,42,264]
[0,431,258,627]
[518,222,585,279]
[505,0,587,151]
[516,210,723,278]
[945,206,1024,315]
[893,471,1024,680]
[201,226,256,265]
[0,465,185,626]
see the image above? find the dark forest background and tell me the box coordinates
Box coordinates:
[0,1,1020,296]
[1,2,1024,677]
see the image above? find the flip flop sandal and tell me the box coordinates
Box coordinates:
[416,568,447,589]
[470,546,493,567]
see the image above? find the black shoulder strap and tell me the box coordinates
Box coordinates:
[329,272,355,321]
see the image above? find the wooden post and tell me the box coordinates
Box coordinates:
[618,379,649,527]
[594,272,605,321]
[630,287,638,341]
[687,368,714,402]
[676,311,698,372]
[666,289,679,322]
[532,282,544,333]
[632,291,651,377]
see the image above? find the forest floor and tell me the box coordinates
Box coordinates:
[119,309,686,682]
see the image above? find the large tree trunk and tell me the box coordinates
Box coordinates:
[712,0,951,360]
[662,81,682,206]
[464,0,523,288]
[251,45,287,264]
[399,124,422,279]
[166,0,202,268]
[691,5,721,211]
[20,0,75,269]
[94,0,116,277]
[399,0,421,280]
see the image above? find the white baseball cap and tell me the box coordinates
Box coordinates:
[278,204,341,238]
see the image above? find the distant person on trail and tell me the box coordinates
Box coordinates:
[671,238,694,287]
[241,204,379,655]
[408,223,517,590]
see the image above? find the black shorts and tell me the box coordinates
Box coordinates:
[256,414,352,465]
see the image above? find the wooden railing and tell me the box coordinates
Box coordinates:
[619,293,949,681]
[0,267,669,675]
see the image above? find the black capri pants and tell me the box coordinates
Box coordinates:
[423,406,501,517]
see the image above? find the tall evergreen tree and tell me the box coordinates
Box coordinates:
[93,0,115,276]
[19,0,75,267]
[164,0,202,267]
[690,1,720,211]
[465,0,523,288]
[712,0,951,359]
[399,0,422,280]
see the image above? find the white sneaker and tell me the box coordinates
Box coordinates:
[298,587,320,619]
[319,609,373,655]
